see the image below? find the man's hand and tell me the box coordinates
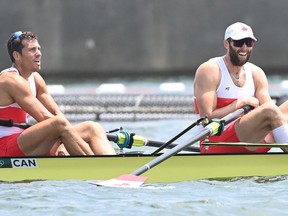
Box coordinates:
[236,96,259,109]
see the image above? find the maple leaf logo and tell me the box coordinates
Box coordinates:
[241,26,248,31]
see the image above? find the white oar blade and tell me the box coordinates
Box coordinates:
[93,174,148,188]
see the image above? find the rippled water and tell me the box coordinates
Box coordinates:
[1,75,288,215]
[1,176,288,216]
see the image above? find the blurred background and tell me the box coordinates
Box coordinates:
[0,0,287,78]
[2,0,288,126]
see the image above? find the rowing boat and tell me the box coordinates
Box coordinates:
[0,151,287,183]
[1,106,288,184]
[0,147,287,183]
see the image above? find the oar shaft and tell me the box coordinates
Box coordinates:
[132,105,252,176]
[145,140,200,152]
[132,129,211,175]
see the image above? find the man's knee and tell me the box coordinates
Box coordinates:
[50,115,70,131]
[260,102,285,124]
[84,121,105,135]
[261,102,280,116]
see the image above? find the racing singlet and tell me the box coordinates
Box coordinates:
[213,56,255,111]
[0,66,37,138]
[194,57,269,153]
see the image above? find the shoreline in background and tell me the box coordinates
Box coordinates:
[42,68,288,81]
[44,74,288,97]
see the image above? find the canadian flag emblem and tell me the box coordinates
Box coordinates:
[241,26,248,31]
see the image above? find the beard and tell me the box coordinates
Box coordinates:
[229,43,252,66]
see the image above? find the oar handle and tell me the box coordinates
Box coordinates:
[0,120,30,129]
[243,105,254,114]
[222,105,254,125]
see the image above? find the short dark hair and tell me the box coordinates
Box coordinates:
[7,31,37,62]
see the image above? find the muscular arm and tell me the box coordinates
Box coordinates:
[33,73,63,116]
[193,60,225,119]
[251,64,272,104]
[194,60,260,119]
[1,73,54,122]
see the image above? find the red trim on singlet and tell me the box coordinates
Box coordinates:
[0,103,27,156]
[193,97,237,114]
[0,106,27,123]
[216,98,236,108]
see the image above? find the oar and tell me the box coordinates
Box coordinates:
[95,105,253,187]
[107,132,200,152]
[151,117,206,155]
[106,116,207,153]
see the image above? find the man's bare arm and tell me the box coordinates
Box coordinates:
[5,74,54,122]
[33,73,63,116]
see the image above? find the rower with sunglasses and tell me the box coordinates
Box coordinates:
[193,22,288,154]
[0,31,116,156]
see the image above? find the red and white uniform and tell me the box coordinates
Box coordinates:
[0,66,36,156]
[194,57,269,153]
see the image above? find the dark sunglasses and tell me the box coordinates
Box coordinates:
[231,38,255,47]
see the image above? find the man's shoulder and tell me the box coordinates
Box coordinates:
[201,56,220,66]
[245,62,265,74]
[0,71,25,86]
[196,57,220,73]
[0,70,16,79]
[0,66,19,74]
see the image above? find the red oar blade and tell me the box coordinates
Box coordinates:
[92,174,148,188]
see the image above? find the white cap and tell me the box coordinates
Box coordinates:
[224,22,257,41]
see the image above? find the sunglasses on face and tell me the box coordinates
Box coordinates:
[231,38,255,47]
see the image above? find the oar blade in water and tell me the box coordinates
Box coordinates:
[93,174,148,188]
